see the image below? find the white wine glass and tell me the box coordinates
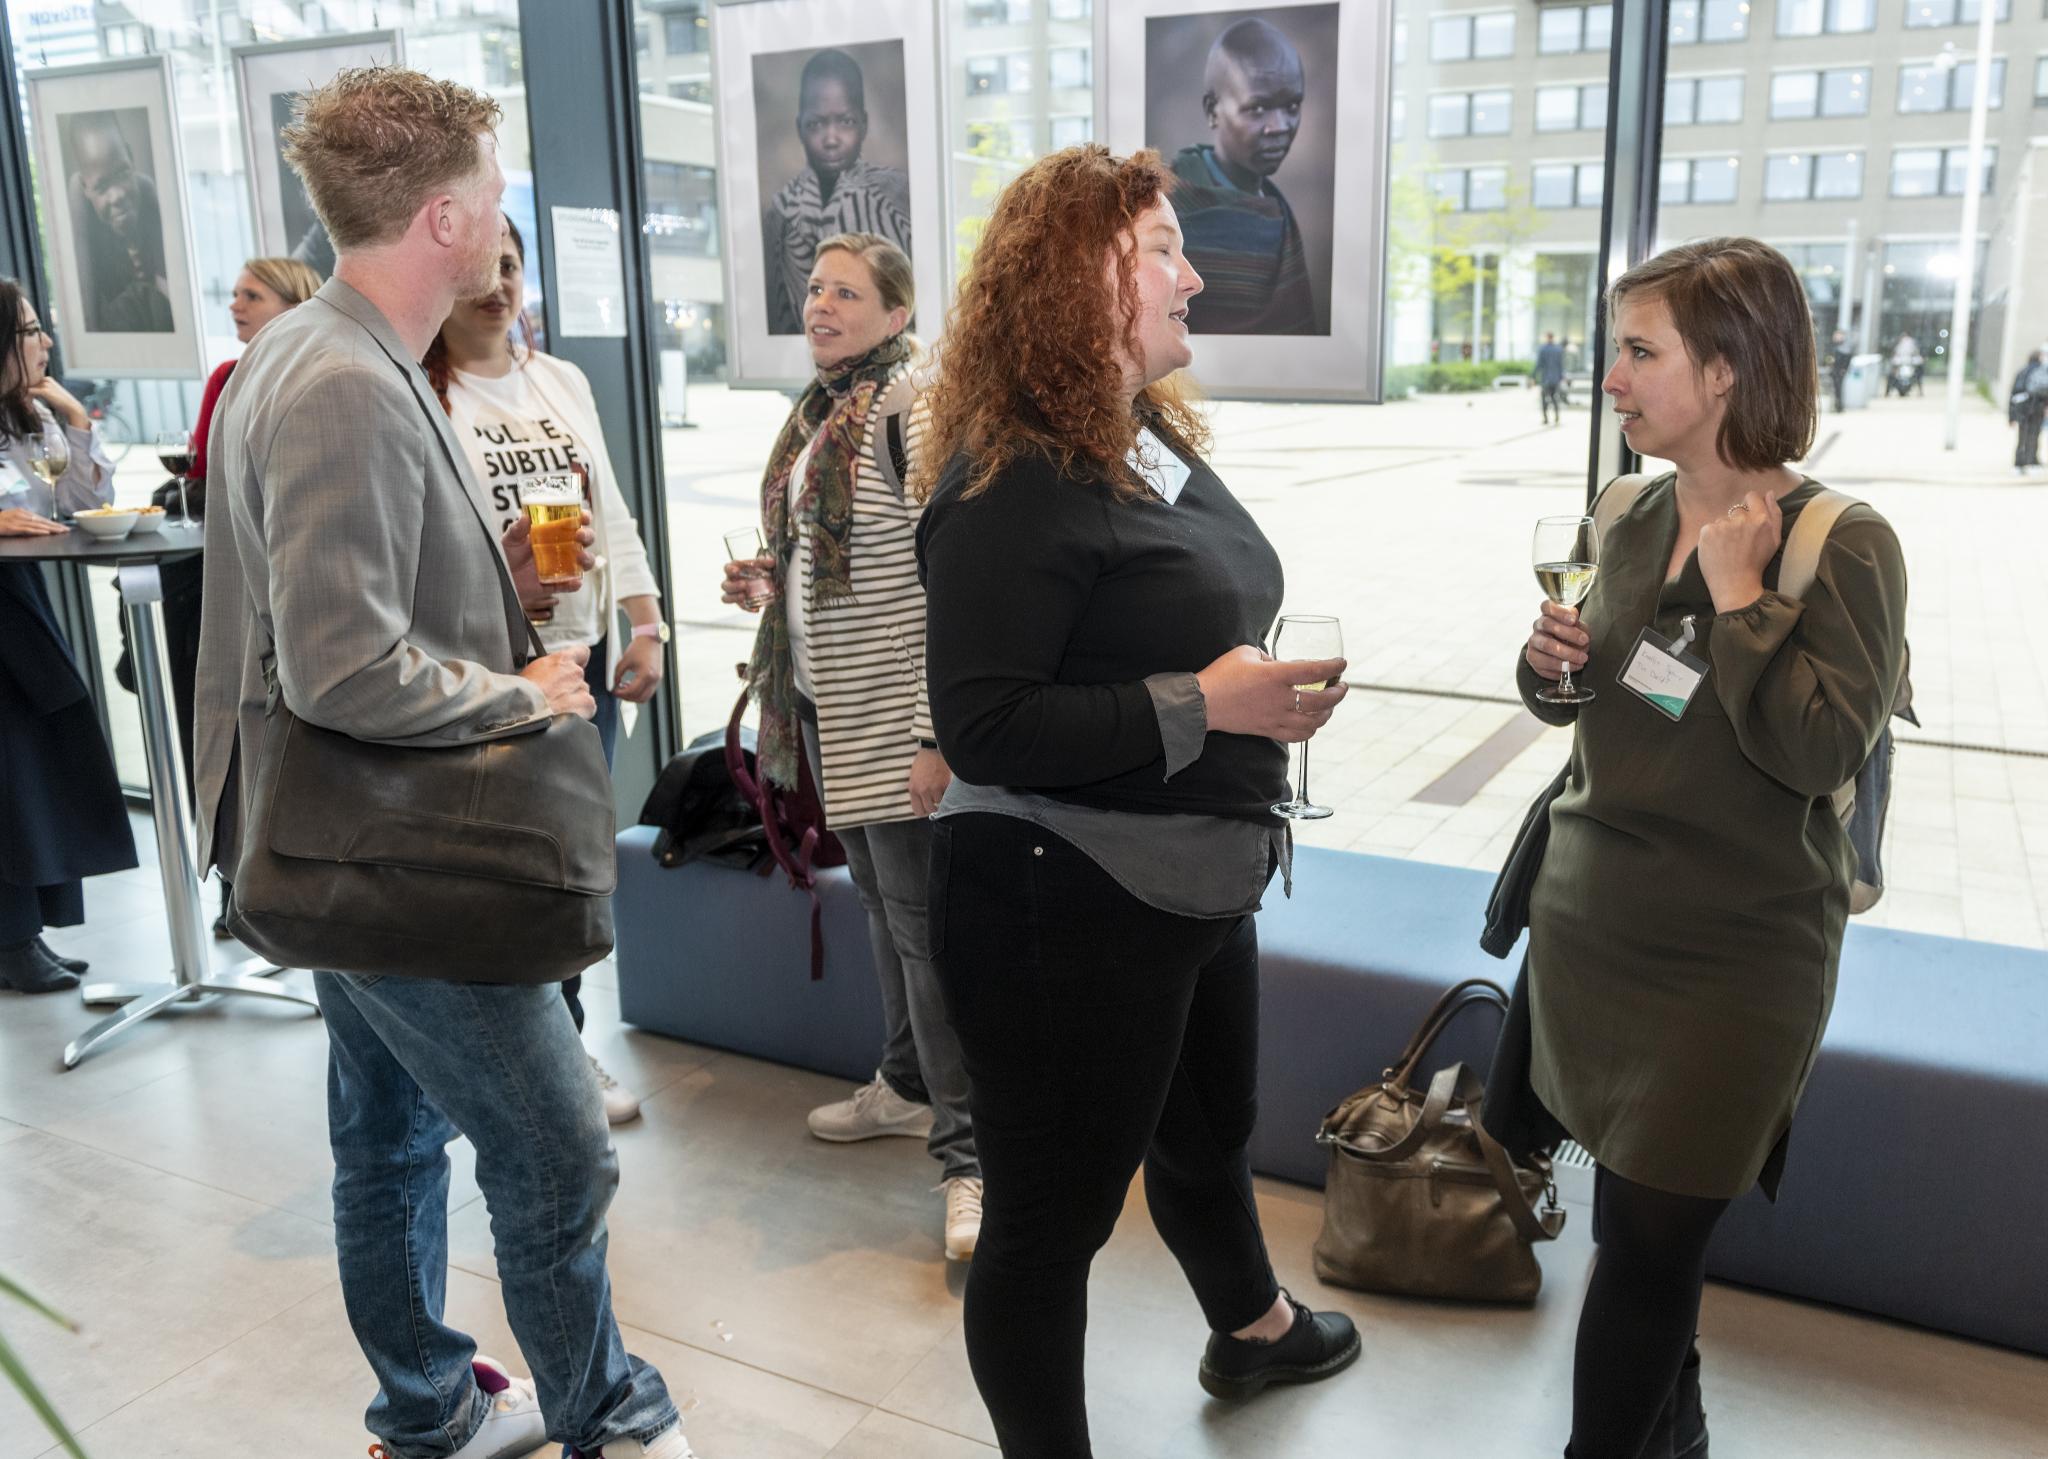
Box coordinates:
[24,430,66,490]
[1533,514,1600,705]
[1270,613,1343,820]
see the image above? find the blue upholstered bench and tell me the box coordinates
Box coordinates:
[612,827,2048,1357]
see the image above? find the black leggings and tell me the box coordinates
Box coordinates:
[931,814,1279,1459]
[1571,1167,1730,1458]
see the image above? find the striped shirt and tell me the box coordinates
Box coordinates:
[763,160,913,334]
[787,367,933,829]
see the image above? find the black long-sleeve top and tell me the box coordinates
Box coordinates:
[916,441,1289,823]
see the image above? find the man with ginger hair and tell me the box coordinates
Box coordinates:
[191,67,702,1459]
[1168,17,1320,335]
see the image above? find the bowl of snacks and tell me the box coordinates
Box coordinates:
[72,507,140,540]
[128,504,168,535]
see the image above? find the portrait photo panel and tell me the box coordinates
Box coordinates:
[713,0,947,387]
[27,55,205,376]
[751,40,914,336]
[1102,0,1391,401]
[1144,4,1338,336]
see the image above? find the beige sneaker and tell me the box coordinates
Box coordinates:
[807,1072,933,1142]
[589,1054,643,1125]
[943,1176,983,1262]
[597,1423,701,1457]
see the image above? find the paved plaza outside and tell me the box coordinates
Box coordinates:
[656,380,2048,952]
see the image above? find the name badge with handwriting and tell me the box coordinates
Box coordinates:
[1618,617,1709,721]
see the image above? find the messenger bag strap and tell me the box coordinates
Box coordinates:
[1328,1061,1467,1165]
[1462,1066,1566,1245]
[1389,980,1509,1090]
[1775,487,1857,602]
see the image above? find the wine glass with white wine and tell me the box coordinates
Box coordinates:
[24,430,67,492]
[1270,613,1344,820]
[1532,514,1600,705]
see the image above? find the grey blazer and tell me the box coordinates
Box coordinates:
[192,277,550,876]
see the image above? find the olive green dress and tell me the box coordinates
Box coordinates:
[1519,474,1909,1200]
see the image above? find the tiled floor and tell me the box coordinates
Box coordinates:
[2,820,2044,1457]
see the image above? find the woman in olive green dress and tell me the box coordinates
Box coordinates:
[1520,237,1909,1459]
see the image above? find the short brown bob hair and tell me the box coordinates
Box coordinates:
[814,233,914,318]
[281,67,502,252]
[1608,237,1816,471]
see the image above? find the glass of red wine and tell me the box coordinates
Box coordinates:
[155,429,194,526]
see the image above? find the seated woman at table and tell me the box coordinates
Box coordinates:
[0,275,135,993]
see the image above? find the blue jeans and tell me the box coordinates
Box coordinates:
[315,971,677,1457]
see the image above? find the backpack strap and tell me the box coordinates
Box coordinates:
[1775,486,1858,602]
[1591,471,1654,542]
[870,374,916,501]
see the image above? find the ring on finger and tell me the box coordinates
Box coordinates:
[1294,688,1303,714]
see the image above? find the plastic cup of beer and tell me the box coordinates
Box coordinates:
[723,526,776,607]
[519,476,584,588]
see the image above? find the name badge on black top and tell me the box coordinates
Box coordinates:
[1618,615,1709,721]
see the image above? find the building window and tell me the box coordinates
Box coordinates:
[634,21,649,59]
[1669,0,1751,44]
[667,79,711,104]
[1429,89,1512,137]
[967,0,1032,24]
[1533,161,1604,208]
[1050,114,1091,149]
[1539,4,1614,53]
[1394,20,1407,65]
[1904,0,2010,25]
[2036,54,2048,104]
[1668,74,1744,124]
[1891,143,1998,194]
[1430,11,1515,62]
[1391,95,1407,141]
[1764,150,1864,200]
[663,6,707,55]
[967,119,1035,158]
[1049,46,1091,90]
[1536,82,1608,131]
[967,53,1031,97]
[1899,58,2006,111]
[1778,0,1877,34]
[1772,66,1869,117]
[1049,0,1091,18]
[1429,165,1509,212]
[642,161,719,257]
[101,22,150,55]
[1660,156,1740,204]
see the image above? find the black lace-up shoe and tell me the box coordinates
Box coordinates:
[1198,1293,1361,1401]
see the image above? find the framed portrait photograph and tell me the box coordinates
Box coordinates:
[711,0,947,388]
[25,55,206,378]
[1100,0,1392,401]
[233,31,404,279]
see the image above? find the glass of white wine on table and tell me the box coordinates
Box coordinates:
[24,430,66,489]
[1270,613,1344,820]
[1533,514,1600,705]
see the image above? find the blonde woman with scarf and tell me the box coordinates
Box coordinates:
[720,232,981,1261]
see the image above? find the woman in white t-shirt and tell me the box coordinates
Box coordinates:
[428,214,665,1124]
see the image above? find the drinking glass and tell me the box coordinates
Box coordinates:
[1532,515,1601,705]
[24,430,66,490]
[1270,614,1344,820]
[723,526,776,608]
[518,475,585,587]
[155,429,194,525]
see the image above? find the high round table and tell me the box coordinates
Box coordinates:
[0,523,318,1066]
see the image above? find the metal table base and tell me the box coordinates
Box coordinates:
[61,559,318,1069]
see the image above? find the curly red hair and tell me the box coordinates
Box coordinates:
[916,145,1210,503]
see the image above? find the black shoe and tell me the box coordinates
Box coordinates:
[0,940,79,995]
[33,937,87,975]
[1199,1293,1361,1401]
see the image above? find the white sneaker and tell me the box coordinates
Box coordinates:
[445,1356,545,1459]
[590,1053,643,1125]
[806,1072,933,1142]
[595,1424,701,1458]
[943,1176,983,1262]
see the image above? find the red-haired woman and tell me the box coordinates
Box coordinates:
[915,145,1358,1457]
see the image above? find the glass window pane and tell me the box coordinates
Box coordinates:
[1391,94,1406,141]
[1693,156,1739,202]
[1049,114,1090,148]
[1779,0,1824,35]
[1829,0,1876,28]
[1951,58,2006,109]
[2036,55,2048,105]
[1892,147,1942,195]
[1697,75,1743,122]
[1537,86,1579,132]
[1394,19,1408,64]
[1666,77,1697,126]
[1820,67,1870,116]
[1429,93,1469,137]
[1660,158,1691,205]
[1899,64,1945,113]
[1766,153,1813,200]
[1534,162,1577,207]
[1703,0,1749,41]
[1576,161,1605,208]
[1471,89,1511,135]
[1669,0,1701,44]
[1585,4,1614,49]
[1473,11,1516,58]
[1468,167,1508,210]
[1430,16,1471,61]
[1429,169,1468,209]
[1049,46,1090,91]
[1539,7,1582,53]
[1773,71,1820,120]
[1904,0,1957,25]
[1582,84,1609,129]
[1815,151,1864,198]
[1944,144,1996,195]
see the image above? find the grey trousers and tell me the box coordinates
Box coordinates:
[803,720,979,1181]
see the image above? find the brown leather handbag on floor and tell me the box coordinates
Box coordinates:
[1312,978,1566,1303]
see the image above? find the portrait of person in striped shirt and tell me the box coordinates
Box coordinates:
[760,47,913,335]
